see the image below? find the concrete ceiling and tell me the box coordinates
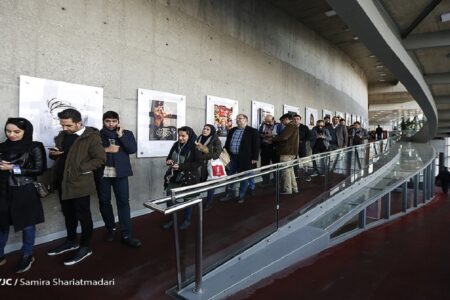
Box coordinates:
[269,0,450,137]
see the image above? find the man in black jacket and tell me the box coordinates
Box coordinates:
[293,115,311,158]
[95,111,141,248]
[222,114,259,203]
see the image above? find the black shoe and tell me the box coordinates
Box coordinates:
[47,241,79,256]
[280,191,292,195]
[220,194,235,202]
[161,220,174,230]
[122,236,142,248]
[16,255,34,273]
[247,189,255,197]
[63,247,92,266]
[179,220,191,230]
[0,256,6,266]
[105,228,116,242]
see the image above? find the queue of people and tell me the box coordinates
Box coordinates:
[0,109,370,273]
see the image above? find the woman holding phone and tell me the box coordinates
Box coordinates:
[0,118,46,273]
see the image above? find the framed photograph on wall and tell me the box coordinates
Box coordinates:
[206,95,238,140]
[322,109,333,120]
[283,104,301,117]
[19,75,103,166]
[305,107,318,128]
[137,88,186,157]
[251,101,275,128]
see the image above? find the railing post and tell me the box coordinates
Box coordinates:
[173,211,182,291]
[423,168,428,202]
[358,210,366,228]
[402,182,408,212]
[276,167,280,229]
[382,193,391,219]
[413,174,419,207]
[431,161,436,198]
[194,202,203,294]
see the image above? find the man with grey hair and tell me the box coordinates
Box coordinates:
[222,114,259,203]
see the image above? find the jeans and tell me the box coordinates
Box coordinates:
[97,177,133,237]
[205,189,215,206]
[227,154,255,199]
[0,225,35,257]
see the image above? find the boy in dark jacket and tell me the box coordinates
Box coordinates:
[95,111,141,247]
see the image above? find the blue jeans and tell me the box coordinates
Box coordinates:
[227,155,255,199]
[97,177,133,237]
[0,225,35,257]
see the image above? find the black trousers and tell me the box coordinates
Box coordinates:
[60,194,93,247]
[260,143,277,183]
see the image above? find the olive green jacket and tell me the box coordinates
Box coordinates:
[52,127,106,200]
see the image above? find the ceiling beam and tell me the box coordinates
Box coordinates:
[424,72,450,85]
[327,0,438,140]
[400,0,442,39]
[403,30,450,50]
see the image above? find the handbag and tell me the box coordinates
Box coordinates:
[33,181,50,198]
[207,159,227,180]
[219,148,231,166]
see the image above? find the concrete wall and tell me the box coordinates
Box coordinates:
[0,0,368,248]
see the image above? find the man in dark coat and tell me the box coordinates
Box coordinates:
[95,111,141,248]
[326,116,349,150]
[293,114,311,158]
[222,114,259,203]
[436,167,450,195]
[47,109,105,266]
[375,125,383,140]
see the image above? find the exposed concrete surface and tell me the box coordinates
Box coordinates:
[0,0,367,246]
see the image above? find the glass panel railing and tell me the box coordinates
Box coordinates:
[143,134,402,293]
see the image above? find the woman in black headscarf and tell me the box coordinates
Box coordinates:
[162,126,202,230]
[0,118,46,273]
[195,124,223,210]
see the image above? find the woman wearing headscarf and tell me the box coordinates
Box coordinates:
[162,126,202,230]
[195,124,222,210]
[0,118,46,273]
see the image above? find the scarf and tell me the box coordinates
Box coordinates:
[174,126,197,157]
[0,118,34,156]
[198,124,216,145]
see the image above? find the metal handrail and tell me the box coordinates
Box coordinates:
[143,134,399,211]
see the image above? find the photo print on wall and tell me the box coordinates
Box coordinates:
[206,95,239,140]
[19,75,103,166]
[137,89,186,157]
[251,101,275,129]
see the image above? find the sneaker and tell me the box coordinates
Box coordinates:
[122,236,142,248]
[280,191,292,195]
[179,220,191,230]
[105,228,116,242]
[237,197,245,204]
[310,172,319,177]
[0,256,6,266]
[305,175,312,182]
[161,220,174,230]
[47,241,79,256]
[16,255,34,273]
[293,189,299,194]
[63,247,92,266]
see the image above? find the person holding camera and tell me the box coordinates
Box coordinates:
[310,120,331,176]
[94,111,141,247]
[0,118,46,273]
[162,126,202,230]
